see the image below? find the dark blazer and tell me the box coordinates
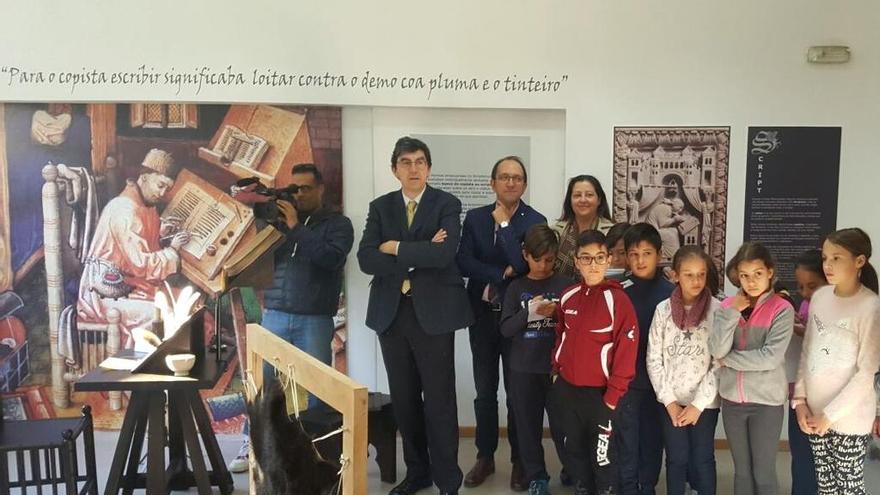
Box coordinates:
[456,201,547,304]
[358,185,474,334]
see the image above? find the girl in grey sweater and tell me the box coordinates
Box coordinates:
[709,242,794,495]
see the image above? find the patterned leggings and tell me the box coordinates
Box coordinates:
[808,430,870,495]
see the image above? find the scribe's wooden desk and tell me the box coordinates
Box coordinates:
[74,351,234,495]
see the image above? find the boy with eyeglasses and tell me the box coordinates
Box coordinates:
[616,223,675,495]
[551,229,638,495]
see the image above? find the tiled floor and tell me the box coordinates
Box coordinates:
[72,432,880,493]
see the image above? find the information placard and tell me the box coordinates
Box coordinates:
[743,127,841,289]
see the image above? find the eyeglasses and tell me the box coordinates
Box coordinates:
[397,158,428,169]
[494,174,525,184]
[576,254,609,265]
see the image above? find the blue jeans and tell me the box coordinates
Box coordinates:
[260,309,335,408]
[661,407,719,495]
[788,405,817,495]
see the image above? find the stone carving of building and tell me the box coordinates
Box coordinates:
[613,127,730,272]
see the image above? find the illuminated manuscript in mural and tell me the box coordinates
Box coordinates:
[163,169,254,282]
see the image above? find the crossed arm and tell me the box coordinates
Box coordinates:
[357,198,461,276]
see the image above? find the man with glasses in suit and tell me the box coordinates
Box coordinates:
[456,156,547,491]
[358,136,474,495]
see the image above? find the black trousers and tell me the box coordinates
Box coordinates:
[378,297,462,492]
[551,378,617,494]
[615,387,664,495]
[468,302,519,462]
[809,430,870,495]
[509,370,567,483]
[660,406,719,495]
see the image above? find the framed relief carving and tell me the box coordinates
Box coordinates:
[612,126,730,276]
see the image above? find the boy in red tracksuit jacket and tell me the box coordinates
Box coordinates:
[551,230,639,495]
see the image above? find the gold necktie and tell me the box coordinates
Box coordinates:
[401,200,417,294]
[406,200,417,227]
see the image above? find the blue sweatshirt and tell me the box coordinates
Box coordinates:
[624,272,675,391]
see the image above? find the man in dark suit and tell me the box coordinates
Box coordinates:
[358,136,474,495]
[455,156,547,491]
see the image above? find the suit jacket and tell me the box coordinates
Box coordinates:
[456,201,547,304]
[358,185,474,334]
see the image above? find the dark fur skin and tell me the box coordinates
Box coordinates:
[248,382,340,495]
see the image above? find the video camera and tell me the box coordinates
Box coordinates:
[231,177,299,226]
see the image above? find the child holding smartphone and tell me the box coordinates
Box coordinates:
[501,224,573,495]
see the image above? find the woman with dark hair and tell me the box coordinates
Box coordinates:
[552,175,614,280]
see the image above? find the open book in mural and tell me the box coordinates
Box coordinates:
[0,103,344,431]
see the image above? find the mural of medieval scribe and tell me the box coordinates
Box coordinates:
[612,126,730,278]
[0,103,345,432]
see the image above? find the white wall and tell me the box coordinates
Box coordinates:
[4,1,877,236]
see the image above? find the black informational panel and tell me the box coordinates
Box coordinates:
[743,127,841,290]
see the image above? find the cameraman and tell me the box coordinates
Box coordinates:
[229,163,353,472]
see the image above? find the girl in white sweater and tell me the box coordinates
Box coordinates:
[647,246,721,495]
[793,228,880,495]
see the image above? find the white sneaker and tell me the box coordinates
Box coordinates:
[227,439,250,473]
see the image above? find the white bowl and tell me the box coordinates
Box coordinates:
[165,353,196,376]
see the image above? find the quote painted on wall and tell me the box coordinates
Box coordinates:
[1,64,570,100]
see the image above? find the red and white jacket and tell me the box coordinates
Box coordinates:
[552,279,639,407]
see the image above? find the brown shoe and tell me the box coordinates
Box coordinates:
[463,458,495,487]
[510,461,528,492]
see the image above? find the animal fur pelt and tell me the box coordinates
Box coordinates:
[248,381,340,495]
